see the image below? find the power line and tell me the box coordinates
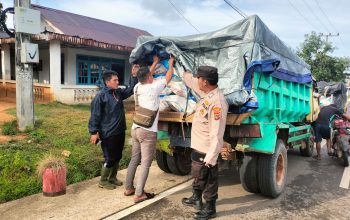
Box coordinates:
[167,0,201,34]
[313,0,346,47]
[287,0,320,32]
[314,0,338,34]
[223,0,247,18]
[301,0,331,33]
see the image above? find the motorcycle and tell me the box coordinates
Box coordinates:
[330,115,350,167]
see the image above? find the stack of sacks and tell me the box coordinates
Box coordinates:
[152,59,197,114]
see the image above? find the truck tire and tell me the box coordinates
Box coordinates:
[239,153,260,193]
[342,151,349,167]
[166,148,191,176]
[257,139,287,198]
[300,128,314,157]
[156,150,171,173]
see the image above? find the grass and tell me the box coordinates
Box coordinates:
[0,102,134,203]
[2,120,17,135]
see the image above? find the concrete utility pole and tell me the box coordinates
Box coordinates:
[319,33,339,42]
[14,0,34,131]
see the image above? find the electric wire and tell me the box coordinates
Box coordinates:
[301,0,331,33]
[223,0,247,18]
[167,0,201,34]
[287,0,320,32]
[314,0,339,34]
[313,0,346,48]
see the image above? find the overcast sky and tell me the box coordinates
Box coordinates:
[2,0,349,57]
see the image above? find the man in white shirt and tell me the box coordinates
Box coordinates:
[124,55,174,203]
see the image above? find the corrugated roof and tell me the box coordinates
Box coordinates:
[0,32,10,38]
[33,5,151,48]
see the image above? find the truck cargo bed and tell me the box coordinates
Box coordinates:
[159,111,253,125]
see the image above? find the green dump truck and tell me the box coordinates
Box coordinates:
[129,15,318,198]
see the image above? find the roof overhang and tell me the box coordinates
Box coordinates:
[0,32,134,52]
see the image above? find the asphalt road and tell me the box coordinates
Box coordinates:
[121,146,350,220]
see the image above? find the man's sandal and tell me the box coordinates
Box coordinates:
[134,192,155,203]
[313,155,321,160]
[124,188,135,196]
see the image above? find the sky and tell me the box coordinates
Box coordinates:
[1,0,349,57]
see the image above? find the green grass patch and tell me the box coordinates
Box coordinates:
[2,120,17,135]
[0,102,133,203]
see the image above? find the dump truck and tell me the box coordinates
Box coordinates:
[129,15,318,198]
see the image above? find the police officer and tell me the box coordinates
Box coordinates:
[182,66,228,219]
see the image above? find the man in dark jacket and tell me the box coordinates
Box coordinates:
[89,65,139,189]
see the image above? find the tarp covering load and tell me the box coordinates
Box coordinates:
[130,15,311,112]
[317,81,347,112]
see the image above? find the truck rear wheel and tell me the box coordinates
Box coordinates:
[156,150,171,173]
[300,127,314,157]
[166,148,191,176]
[257,139,287,198]
[239,153,260,193]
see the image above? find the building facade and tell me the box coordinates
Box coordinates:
[0,4,150,104]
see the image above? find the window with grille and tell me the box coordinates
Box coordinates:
[76,55,125,85]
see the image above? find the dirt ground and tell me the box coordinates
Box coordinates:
[0,98,26,143]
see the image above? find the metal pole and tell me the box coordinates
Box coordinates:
[14,0,34,131]
[319,32,340,43]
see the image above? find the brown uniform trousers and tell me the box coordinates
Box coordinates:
[191,150,219,201]
[183,73,228,202]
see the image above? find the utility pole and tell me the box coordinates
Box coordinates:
[319,32,339,42]
[14,0,34,131]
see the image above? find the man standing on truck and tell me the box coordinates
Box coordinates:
[313,104,350,160]
[181,66,228,219]
[88,66,139,189]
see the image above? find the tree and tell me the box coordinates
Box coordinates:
[297,31,350,82]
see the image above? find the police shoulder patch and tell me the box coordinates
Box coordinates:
[212,106,221,120]
[199,108,207,117]
[203,100,210,108]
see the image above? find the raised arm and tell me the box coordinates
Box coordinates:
[183,71,205,97]
[149,55,160,75]
[165,55,174,84]
[120,64,139,100]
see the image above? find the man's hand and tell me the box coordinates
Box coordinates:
[153,55,160,64]
[90,134,99,144]
[169,55,175,67]
[131,64,140,77]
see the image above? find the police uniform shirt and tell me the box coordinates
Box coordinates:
[183,72,228,166]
